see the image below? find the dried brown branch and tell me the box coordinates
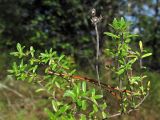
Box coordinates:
[48,70,134,98]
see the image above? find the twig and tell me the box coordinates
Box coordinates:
[91,8,103,94]
[119,33,124,112]
[106,109,139,119]
[135,92,149,108]
[48,70,134,94]
[48,70,136,100]
[0,83,24,98]
[103,92,149,119]
[95,23,102,90]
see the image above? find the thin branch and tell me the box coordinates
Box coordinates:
[104,92,149,119]
[0,83,24,98]
[135,92,149,108]
[48,70,133,94]
[91,8,103,94]
[48,70,138,101]
[95,23,102,90]
[106,109,139,119]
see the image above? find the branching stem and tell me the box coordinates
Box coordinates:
[104,93,149,119]
[95,23,102,92]
[91,8,103,94]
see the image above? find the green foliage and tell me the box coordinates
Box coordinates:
[9,18,151,119]
[104,18,151,112]
[9,42,107,119]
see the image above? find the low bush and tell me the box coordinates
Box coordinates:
[9,12,152,119]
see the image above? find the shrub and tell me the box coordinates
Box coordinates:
[9,15,151,119]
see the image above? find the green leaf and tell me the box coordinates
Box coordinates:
[82,100,87,110]
[82,81,86,92]
[44,108,56,119]
[101,103,107,110]
[129,76,141,84]
[35,88,45,93]
[120,17,125,24]
[112,18,118,28]
[55,81,60,88]
[142,53,152,58]
[102,111,107,119]
[77,99,82,106]
[32,65,38,73]
[91,89,95,97]
[104,32,120,38]
[16,43,25,58]
[58,55,65,62]
[135,51,140,57]
[127,34,139,38]
[64,90,76,100]
[128,58,137,65]
[52,100,58,112]
[30,46,35,57]
[10,52,19,56]
[76,83,81,96]
[51,64,57,70]
[94,95,103,99]
[69,69,76,75]
[7,70,14,74]
[116,68,125,75]
[93,104,98,112]
[140,86,144,92]
[147,81,150,91]
[13,62,18,74]
[139,41,143,52]
[17,43,22,52]
[80,114,86,120]
[58,105,70,114]
[91,98,98,105]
